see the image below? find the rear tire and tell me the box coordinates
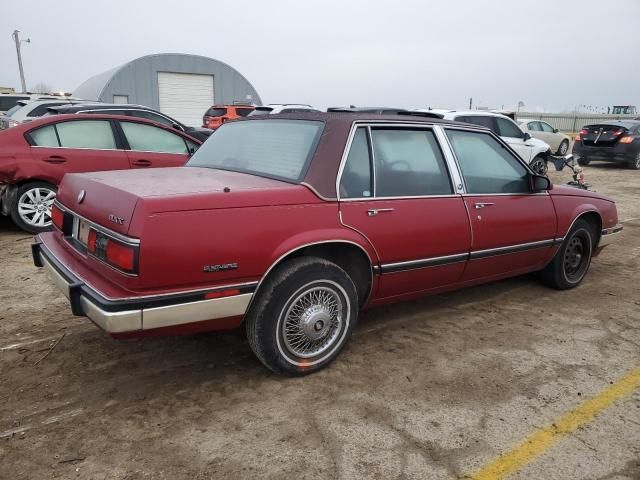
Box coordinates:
[10,182,57,233]
[557,139,569,156]
[530,156,548,176]
[627,152,640,170]
[577,156,590,166]
[245,257,358,376]
[539,218,595,290]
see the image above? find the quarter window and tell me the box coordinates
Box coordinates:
[339,128,372,199]
[496,117,524,139]
[56,120,116,149]
[371,128,452,197]
[120,122,189,154]
[446,129,530,194]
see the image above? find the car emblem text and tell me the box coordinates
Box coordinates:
[77,190,86,204]
[108,214,125,225]
[203,262,238,273]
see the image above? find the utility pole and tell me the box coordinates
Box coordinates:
[469,97,473,110]
[12,30,30,93]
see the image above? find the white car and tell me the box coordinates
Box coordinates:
[415,110,552,174]
[518,118,572,155]
[248,104,320,115]
[0,98,83,130]
[0,93,70,115]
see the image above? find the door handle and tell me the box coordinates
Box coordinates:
[474,202,495,209]
[367,208,394,217]
[44,155,66,164]
[132,159,152,167]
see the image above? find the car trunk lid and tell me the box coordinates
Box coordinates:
[580,124,628,148]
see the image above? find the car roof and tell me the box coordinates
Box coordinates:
[229,112,489,200]
[10,113,202,143]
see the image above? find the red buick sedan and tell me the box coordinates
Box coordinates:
[0,114,201,232]
[32,113,622,375]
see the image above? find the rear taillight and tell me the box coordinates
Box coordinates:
[51,205,64,230]
[575,129,588,141]
[87,228,138,274]
[619,136,635,144]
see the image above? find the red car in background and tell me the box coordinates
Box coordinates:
[0,114,201,232]
[32,113,622,375]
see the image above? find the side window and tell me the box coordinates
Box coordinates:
[540,122,555,133]
[339,128,372,199]
[128,110,175,127]
[455,115,498,135]
[56,120,117,149]
[121,121,188,154]
[527,122,542,131]
[496,117,524,139]
[371,128,452,197]
[29,125,59,147]
[446,129,530,194]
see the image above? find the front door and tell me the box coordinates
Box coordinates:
[444,128,557,282]
[494,116,535,162]
[338,126,471,300]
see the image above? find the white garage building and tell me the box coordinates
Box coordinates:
[74,53,262,126]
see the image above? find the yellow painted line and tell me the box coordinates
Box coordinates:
[470,367,640,480]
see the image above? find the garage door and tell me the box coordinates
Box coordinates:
[157,72,214,127]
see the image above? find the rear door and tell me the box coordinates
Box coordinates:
[538,121,561,151]
[338,125,471,300]
[117,120,196,168]
[27,119,129,183]
[444,128,557,281]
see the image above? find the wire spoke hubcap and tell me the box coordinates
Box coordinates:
[282,285,344,358]
[18,188,55,227]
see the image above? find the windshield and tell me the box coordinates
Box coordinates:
[186,119,324,182]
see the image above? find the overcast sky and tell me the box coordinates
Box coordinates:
[2,0,639,112]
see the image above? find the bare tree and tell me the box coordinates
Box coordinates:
[30,82,52,94]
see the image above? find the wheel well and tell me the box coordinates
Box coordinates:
[577,211,602,245]
[261,243,373,308]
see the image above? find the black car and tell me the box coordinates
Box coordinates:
[47,103,213,142]
[573,120,640,169]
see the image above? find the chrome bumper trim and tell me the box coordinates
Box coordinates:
[37,244,252,334]
[599,224,623,247]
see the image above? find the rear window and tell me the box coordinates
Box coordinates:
[248,107,273,116]
[206,108,227,117]
[186,119,323,182]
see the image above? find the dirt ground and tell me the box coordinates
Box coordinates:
[1,163,639,480]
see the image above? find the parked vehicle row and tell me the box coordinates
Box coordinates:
[32,112,622,375]
[0,114,201,232]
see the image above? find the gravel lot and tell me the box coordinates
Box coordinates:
[1,163,639,480]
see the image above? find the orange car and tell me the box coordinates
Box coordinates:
[202,104,255,130]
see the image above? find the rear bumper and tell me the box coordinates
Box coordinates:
[599,224,623,248]
[572,143,638,163]
[32,240,254,335]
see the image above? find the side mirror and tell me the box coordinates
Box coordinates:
[553,128,559,133]
[523,132,531,141]
[532,174,552,192]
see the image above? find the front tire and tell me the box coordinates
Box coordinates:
[539,219,595,290]
[577,156,590,166]
[10,182,57,233]
[530,156,548,176]
[557,139,569,156]
[246,257,358,375]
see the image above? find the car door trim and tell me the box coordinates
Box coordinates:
[376,237,562,274]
